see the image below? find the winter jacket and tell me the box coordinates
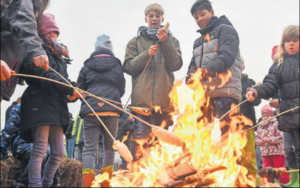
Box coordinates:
[20,46,74,142]
[0,104,33,160]
[187,16,242,102]
[1,0,46,101]
[123,27,182,111]
[5,101,18,123]
[77,48,126,117]
[255,119,284,157]
[72,114,84,145]
[253,53,299,131]
[240,74,261,125]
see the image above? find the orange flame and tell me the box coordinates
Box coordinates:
[93,69,255,187]
[152,105,163,114]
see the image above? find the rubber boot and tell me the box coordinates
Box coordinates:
[81,168,95,188]
[290,171,299,188]
[100,166,113,187]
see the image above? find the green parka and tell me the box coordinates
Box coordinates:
[123,28,182,111]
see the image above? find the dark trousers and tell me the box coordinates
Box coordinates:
[131,112,173,161]
[289,128,300,169]
[284,132,299,169]
[16,148,60,186]
[204,97,238,134]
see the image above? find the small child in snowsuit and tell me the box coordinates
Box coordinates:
[19,13,82,187]
[255,104,290,184]
[247,25,299,187]
[77,34,126,187]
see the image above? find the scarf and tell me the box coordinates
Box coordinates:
[138,26,172,41]
[41,36,70,59]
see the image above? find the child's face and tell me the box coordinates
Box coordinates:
[262,112,272,121]
[193,9,214,29]
[145,11,164,29]
[284,38,299,55]
[44,31,58,41]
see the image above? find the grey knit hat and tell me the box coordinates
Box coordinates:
[95,34,113,52]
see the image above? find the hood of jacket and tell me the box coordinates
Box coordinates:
[84,48,121,72]
[197,15,233,35]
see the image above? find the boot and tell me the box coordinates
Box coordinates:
[81,168,95,188]
[290,171,299,188]
[100,166,113,187]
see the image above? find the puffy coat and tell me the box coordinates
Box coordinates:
[1,0,46,101]
[77,48,126,117]
[240,74,261,125]
[255,119,284,157]
[124,27,182,111]
[0,104,33,160]
[254,53,299,131]
[20,46,74,142]
[187,16,242,102]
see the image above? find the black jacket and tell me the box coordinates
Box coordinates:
[1,0,46,101]
[240,74,261,125]
[77,49,126,117]
[254,53,299,131]
[20,46,74,142]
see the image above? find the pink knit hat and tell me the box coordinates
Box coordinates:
[261,104,274,116]
[38,13,60,37]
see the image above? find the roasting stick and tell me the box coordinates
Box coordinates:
[12,73,184,147]
[242,106,300,132]
[48,67,133,162]
[124,23,170,107]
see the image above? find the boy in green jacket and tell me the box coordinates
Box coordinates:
[123,3,182,161]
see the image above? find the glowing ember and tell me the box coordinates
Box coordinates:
[92,69,254,187]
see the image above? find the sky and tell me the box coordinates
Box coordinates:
[1,0,299,130]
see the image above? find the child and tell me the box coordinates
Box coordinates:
[246,25,299,187]
[0,103,61,187]
[255,104,290,184]
[19,13,81,187]
[187,0,242,134]
[123,3,182,160]
[77,34,126,187]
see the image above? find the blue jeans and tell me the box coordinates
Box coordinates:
[66,138,75,159]
[284,132,299,169]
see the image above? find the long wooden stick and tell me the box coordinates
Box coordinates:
[287,169,300,173]
[242,106,300,132]
[48,67,116,141]
[12,73,156,128]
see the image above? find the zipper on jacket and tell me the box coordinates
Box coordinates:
[7,60,19,86]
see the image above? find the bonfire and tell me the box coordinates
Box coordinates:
[92,69,256,187]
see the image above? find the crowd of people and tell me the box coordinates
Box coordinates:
[0,0,299,187]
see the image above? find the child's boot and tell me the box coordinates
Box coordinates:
[100,166,113,187]
[282,168,297,187]
[81,168,95,188]
[290,171,299,188]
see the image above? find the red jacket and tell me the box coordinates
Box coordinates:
[255,119,284,157]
